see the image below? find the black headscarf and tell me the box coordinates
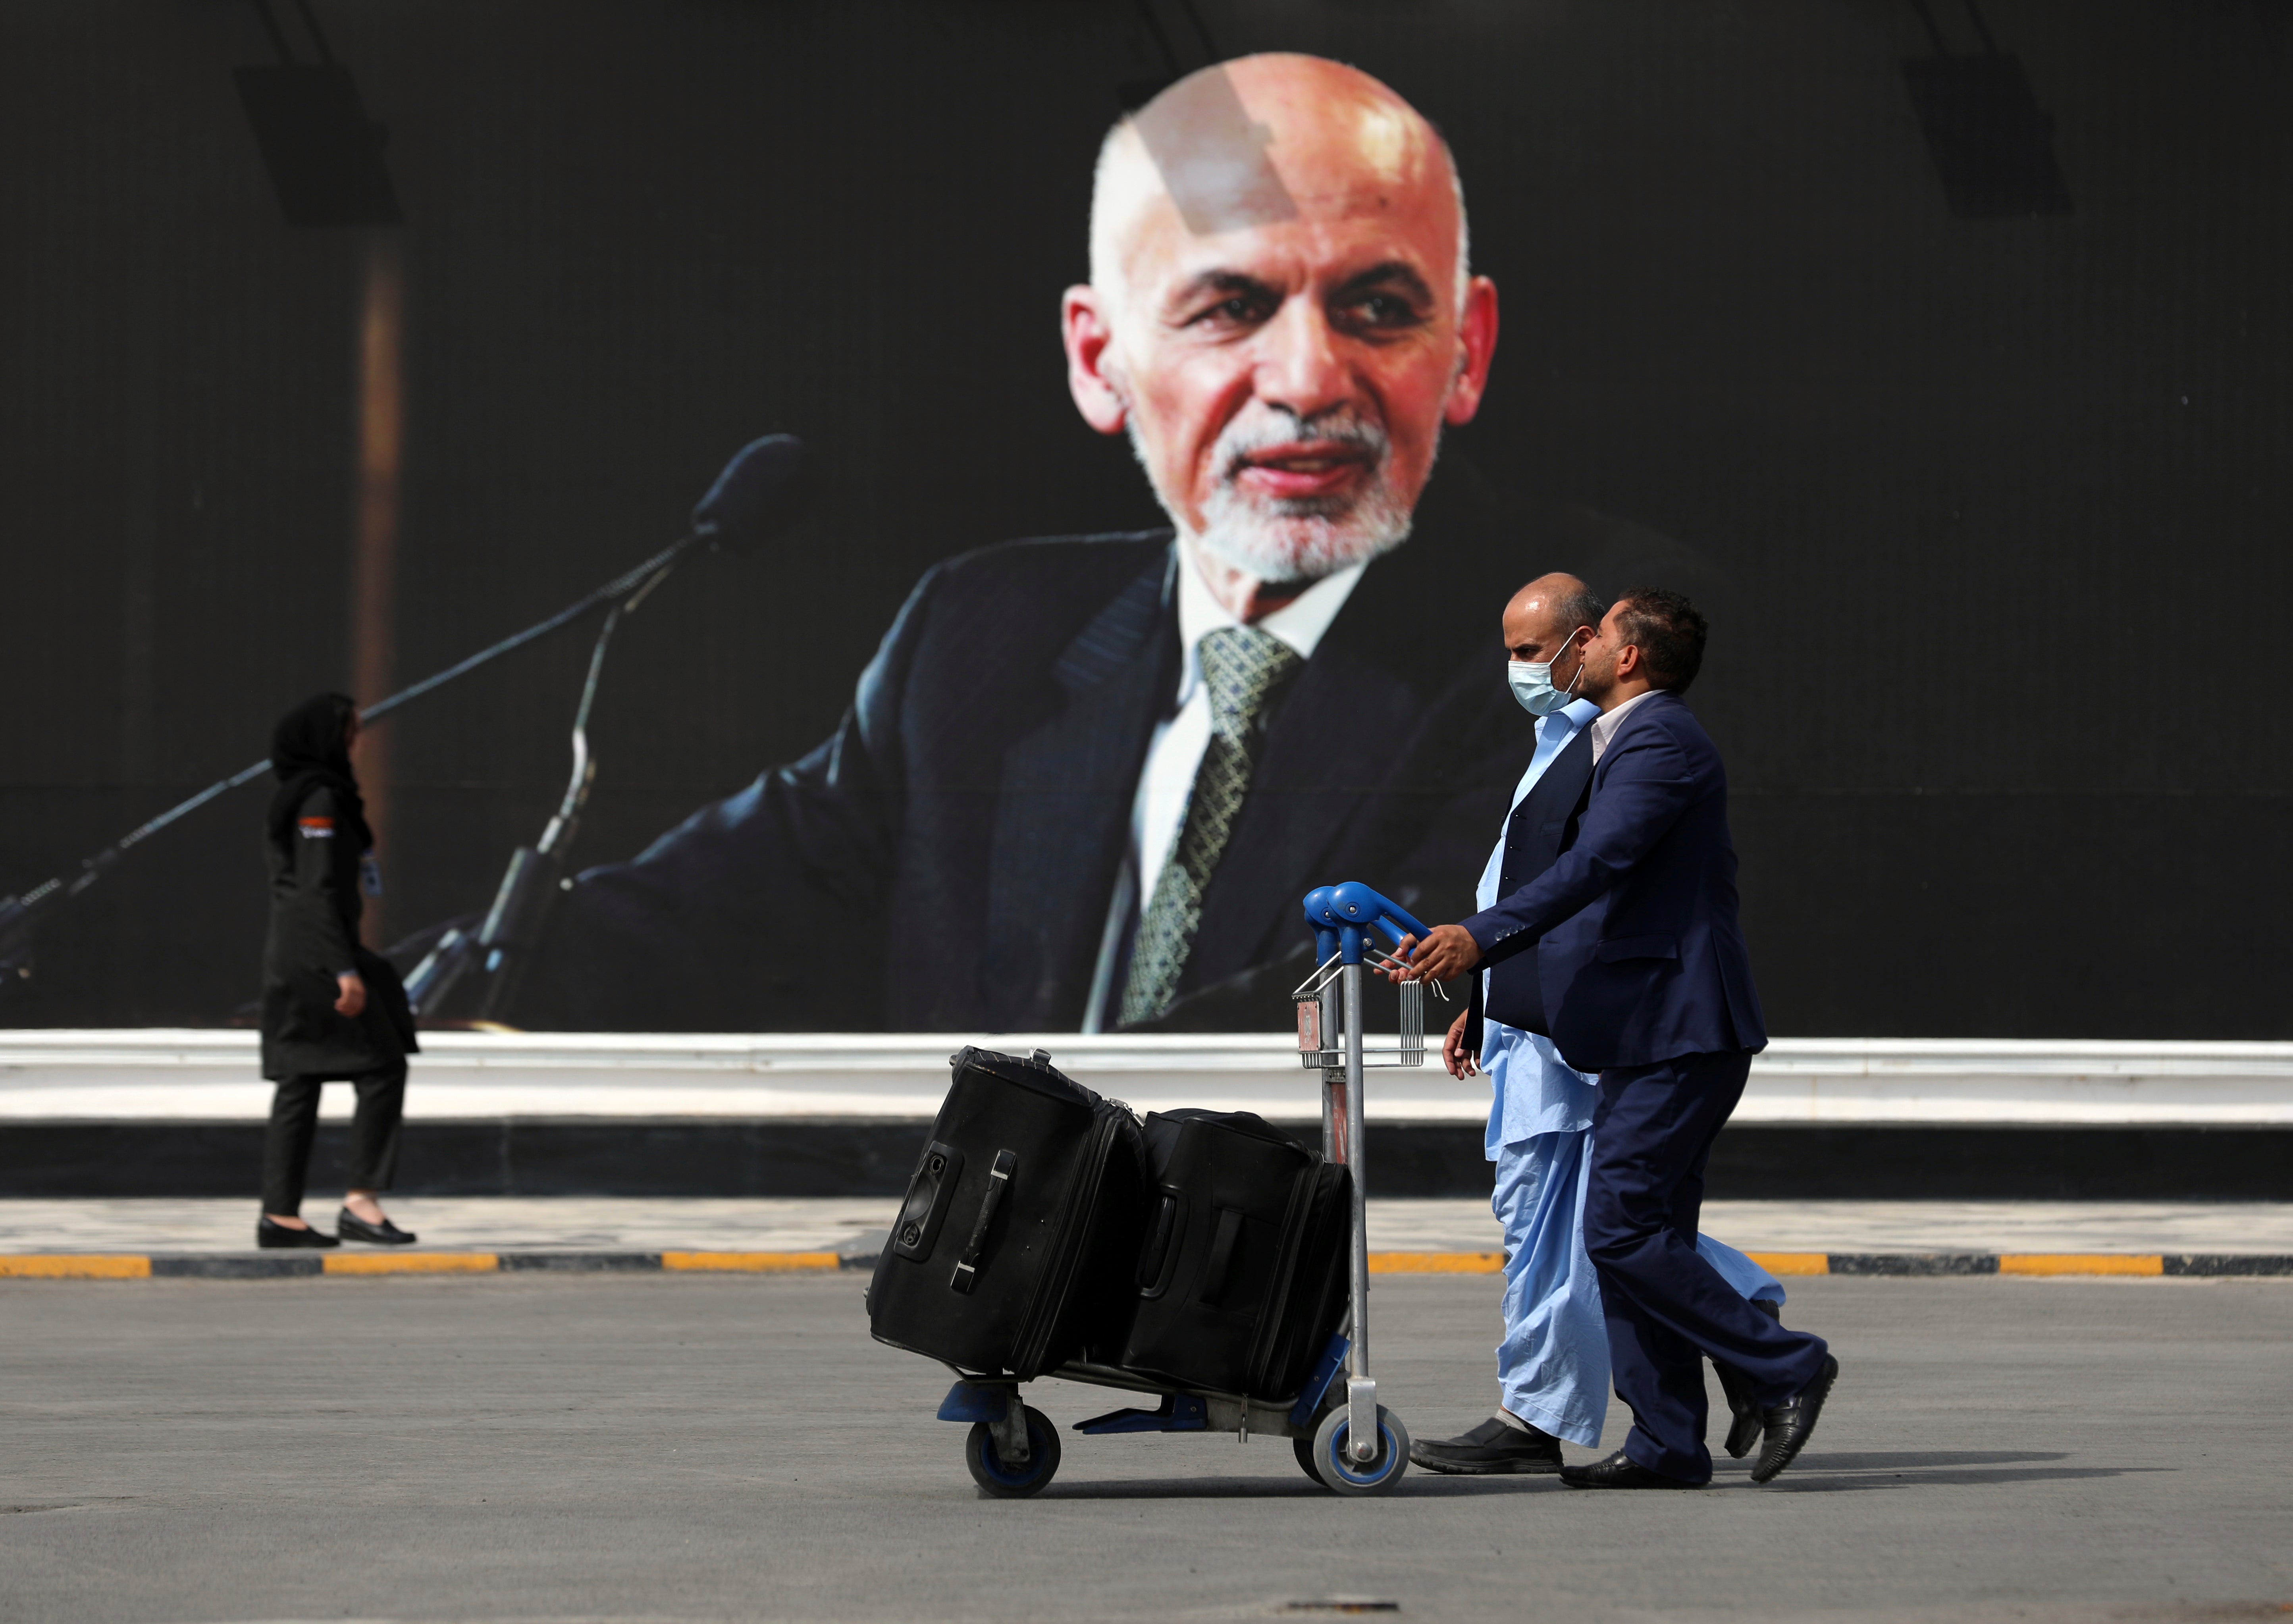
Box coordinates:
[266,692,368,855]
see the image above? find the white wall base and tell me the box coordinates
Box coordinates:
[3,1030,2290,1125]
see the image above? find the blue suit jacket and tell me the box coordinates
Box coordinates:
[1459,690,1766,1073]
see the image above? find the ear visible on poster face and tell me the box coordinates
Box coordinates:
[1062,283,1129,436]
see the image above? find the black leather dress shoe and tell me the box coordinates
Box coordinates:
[1750,1353,1839,1483]
[1715,1298,1784,1459]
[336,1210,417,1246]
[256,1216,340,1249]
[1714,1361,1760,1459]
[1559,1449,1702,1489]
[1409,1415,1564,1475]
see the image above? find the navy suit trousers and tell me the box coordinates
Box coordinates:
[1586,1050,1830,1482]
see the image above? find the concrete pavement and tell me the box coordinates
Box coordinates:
[3,1270,2289,1621]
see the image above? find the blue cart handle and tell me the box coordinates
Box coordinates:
[1301,881,1436,967]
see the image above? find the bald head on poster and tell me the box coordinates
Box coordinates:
[1063,56,1500,622]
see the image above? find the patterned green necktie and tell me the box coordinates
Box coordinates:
[1119,624,1305,1026]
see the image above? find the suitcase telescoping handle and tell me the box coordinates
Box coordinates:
[949,1149,1017,1295]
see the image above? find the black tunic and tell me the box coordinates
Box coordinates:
[258,783,418,1082]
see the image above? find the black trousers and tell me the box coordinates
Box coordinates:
[260,1063,407,1217]
[1584,1050,1831,1483]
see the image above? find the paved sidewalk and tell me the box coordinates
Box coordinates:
[5,1196,2293,1255]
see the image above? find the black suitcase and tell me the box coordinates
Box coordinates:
[868,1046,1146,1379]
[1117,1108,1352,1401]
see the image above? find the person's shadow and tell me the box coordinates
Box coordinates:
[1033,1449,2163,1499]
[1722,1448,2168,1493]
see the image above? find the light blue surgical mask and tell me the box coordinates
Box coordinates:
[1506,634,1587,717]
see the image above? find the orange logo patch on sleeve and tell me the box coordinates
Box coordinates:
[297,817,336,838]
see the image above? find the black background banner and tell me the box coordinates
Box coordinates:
[0,1,2286,1034]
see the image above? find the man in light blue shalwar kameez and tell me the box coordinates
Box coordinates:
[1409,576,1783,1476]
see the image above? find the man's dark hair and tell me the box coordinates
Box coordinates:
[1613,586,1709,694]
[1552,582,1609,641]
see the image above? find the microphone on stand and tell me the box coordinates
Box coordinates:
[0,434,813,1000]
[405,434,815,1020]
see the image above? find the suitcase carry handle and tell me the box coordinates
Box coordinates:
[891,1141,965,1262]
[949,1148,1017,1295]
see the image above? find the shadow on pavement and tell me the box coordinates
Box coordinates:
[1804,1449,2072,1468]
[1744,1456,2172,1491]
[1040,1476,1349,1500]
[1010,1448,2164,1499]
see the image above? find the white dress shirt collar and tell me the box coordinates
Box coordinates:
[1588,687,1664,763]
[1172,537,1366,705]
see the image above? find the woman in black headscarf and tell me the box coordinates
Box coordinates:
[256,692,421,1249]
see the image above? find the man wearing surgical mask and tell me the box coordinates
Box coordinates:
[1410,574,1784,1476]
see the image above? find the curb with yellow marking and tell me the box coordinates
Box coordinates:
[1999,1253,2165,1277]
[323,1251,500,1275]
[0,1249,861,1280]
[0,1254,153,1280]
[1746,1252,1832,1276]
[662,1250,842,1273]
[1367,1251,1504,1274]
[1,1250,2287,1280]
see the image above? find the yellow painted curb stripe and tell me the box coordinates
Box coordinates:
[660,1250,842,1273]
[0,1254,152,1279]
[1367,1251,1504,1274]
[322,1252,499,1275]
[1999,1254,2164,1276]
[0,1250,2200,1282]
[1747,1252,1832,1276]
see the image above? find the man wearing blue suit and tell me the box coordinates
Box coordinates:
[1395,588,1838,1488]
[1409,574,1788,1480]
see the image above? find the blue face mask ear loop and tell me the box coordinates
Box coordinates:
[1557,629,1589,700]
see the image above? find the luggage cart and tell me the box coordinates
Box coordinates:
[930,880,1442,1498]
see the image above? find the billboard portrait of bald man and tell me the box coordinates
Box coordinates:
[512,54,1695,1034]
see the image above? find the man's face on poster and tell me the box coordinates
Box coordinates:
[1064,58,1500,588]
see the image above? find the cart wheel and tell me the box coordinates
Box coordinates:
[1310,1404,1411,1496]
[1293,1436,1329,1487]
[964,1405,1062,1499]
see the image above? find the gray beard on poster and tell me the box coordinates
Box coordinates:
[1125,405,1421,590]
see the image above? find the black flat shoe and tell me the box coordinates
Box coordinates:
[1409,1415,1564,1475]
[1717,1369,1764,1460]
[337,1210,417,1246]
[1715,1298,1783,1459]
[257,1216,340,1250]
[1559,1449,1703,1489]
[1751,1353,1838,1484]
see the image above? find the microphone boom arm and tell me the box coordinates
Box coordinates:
[1,427,808,996]
[0,532,699,990]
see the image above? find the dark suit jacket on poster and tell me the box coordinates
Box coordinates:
[1459,690,1767,1074]
[508,468,1723,1033]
